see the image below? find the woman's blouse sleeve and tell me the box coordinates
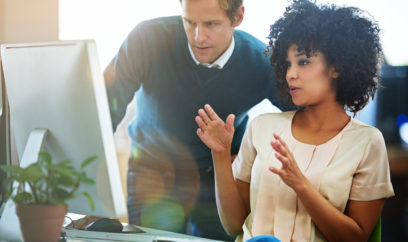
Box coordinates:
[349,129,395,201]
[232,118,257,183]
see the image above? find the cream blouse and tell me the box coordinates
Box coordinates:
[232,111,394,242]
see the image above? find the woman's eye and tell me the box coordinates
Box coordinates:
[299,60,309,66]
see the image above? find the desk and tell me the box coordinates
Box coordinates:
[63,225,221,242]
[0,217,220,242]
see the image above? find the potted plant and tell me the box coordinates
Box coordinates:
[1,151,96,242]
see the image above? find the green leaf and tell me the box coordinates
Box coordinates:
[36,194,47,204]
[1,177,14,201]
[56,174,77,187]
[1,151,97,206]
[13,192,33,203]
[0,165,23,175]
[52,188,72,203]
[81,156,97,169]
[20,164,45,183]
[75,171,87,180]
[57,160,72,166]
[80,177,95,185]
[38,151,52,165]
[81,191,95,211]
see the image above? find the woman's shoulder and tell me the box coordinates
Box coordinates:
[344,118,386,147]
[348,118,384,138]
[254,110,295,122]
[249,111,295,130]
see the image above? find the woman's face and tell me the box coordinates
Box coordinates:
[285,45,339,107]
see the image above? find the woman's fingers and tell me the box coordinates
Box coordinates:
[204,104,220,121]
[195,116,207,131]
[274,151,289,168]
[271,133,295,160]
[225,114,235,133]
[198,108,211,124]
[270,140,288,157]
[196,127,205,139]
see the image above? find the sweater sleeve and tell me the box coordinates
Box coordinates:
[106,24,146,130]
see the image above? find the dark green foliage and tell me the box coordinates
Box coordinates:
[1,152,96,211]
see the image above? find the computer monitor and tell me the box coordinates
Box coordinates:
[0,40,126,220]
[0,57,12,210]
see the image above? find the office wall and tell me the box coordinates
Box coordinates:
[0,1,4,44]
[0,0,58,166]
[0,0,58,45]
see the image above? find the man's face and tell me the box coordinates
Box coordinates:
[181,0,243,64]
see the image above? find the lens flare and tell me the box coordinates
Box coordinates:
[399,122,408,145]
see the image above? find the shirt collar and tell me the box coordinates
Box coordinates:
[188,37,235,69]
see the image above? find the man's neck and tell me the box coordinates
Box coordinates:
[188,37,235,69]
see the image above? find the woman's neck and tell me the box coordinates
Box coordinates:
[294,102,350,133]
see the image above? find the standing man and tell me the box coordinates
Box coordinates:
[105,0,287,240]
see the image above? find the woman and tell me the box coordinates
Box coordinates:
[194,0,394,241]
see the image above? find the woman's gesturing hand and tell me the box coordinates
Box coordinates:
[195,104,235,154]
[269,133,306,191]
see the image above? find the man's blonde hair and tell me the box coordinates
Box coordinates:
[180,0,243,24]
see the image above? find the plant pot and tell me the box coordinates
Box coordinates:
[16,203,67,242]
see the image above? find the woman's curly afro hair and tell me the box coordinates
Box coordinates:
[267,0,383,114]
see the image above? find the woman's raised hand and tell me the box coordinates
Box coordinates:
[195,104,235,154]
[269,133,306,191]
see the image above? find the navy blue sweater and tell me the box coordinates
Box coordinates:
[107,16,282,168]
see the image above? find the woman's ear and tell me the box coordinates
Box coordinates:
[329,67,339,79]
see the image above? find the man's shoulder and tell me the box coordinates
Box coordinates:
[234,30,266,49]
[126,16,184,45]
[137,16,182,29]
[232,30,268,65]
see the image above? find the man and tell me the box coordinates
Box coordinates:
[105,0,286,240]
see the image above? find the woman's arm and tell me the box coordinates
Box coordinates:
[195,104,250,236]
[270,133,384,242]
[212,152,250,236]
[295,179,384,242]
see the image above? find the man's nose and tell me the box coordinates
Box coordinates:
[194,25,207,43]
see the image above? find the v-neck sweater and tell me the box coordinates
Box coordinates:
[107,16,286,168]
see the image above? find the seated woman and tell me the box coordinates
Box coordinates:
[194,0,395,241]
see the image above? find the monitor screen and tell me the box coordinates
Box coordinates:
[0,40,126,220]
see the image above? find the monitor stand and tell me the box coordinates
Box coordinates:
[19,128,48,167]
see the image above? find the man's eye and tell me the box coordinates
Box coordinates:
[206,22,216,27]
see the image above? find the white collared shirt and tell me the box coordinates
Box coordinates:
[188,37,235,69]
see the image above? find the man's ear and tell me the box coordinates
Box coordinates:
[232,6,244,27]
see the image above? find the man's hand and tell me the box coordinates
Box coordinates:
[195,104,235,154]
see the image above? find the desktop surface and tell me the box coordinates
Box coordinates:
[62,224,222,242]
